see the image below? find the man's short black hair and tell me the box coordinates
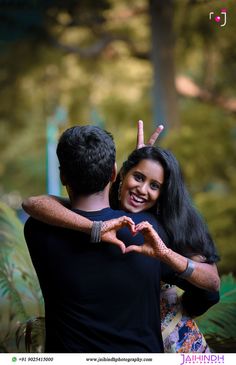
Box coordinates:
[57,125,116,196]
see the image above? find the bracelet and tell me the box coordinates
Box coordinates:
[178,258,195,278]
[90,221,103,243]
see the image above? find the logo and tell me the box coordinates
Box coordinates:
[180,354,224,365]
[209,8,227,27]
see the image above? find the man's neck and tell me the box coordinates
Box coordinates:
[70,185,110,212]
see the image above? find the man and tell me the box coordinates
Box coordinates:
[24,125,219,353]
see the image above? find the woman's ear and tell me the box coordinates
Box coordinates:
[111,162,117,183]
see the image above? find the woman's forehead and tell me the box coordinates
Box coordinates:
[129,159,164,181]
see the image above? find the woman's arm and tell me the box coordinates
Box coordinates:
[22,195,135,251]
[22,195,93,234]
[188,254,220,291]
[125,221,220,292]
[181,261,220,292]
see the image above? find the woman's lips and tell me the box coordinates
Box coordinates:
[127,192,147,207]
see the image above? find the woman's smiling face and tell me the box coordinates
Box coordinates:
[120,159,164,213]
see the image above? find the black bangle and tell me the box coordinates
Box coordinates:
[178,258,195,278]
[90,221,103,243]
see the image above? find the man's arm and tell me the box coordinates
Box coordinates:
[181,285,220,317]
[161,264,220,317]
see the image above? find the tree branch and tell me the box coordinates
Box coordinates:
[48,34,119,57]
[176,75,236,113]
[39,30,236,114]
[48,33,149,59]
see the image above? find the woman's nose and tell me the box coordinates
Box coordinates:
[136,183,148,195]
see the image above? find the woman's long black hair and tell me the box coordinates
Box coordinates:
[110,146,219,263]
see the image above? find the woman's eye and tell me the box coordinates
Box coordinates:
[150,182,160,190]
[133,173,143,182]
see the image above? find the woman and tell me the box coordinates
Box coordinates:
[22,124,220,353]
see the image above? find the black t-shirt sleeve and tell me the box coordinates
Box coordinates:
[24,217,49,275]
[181,286,220,317]
[24,217,39,253]
[161,262,220,317]
[24,217,44,252]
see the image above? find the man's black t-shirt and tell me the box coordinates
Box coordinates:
[24,207,219,353]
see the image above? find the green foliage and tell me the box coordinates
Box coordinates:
[196,273,236,352]
[0,202,44,352]
[162,101,236,274]
[175,0,236,94]
[0,0,235,274]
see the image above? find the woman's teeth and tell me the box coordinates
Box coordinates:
[131,193,146,203]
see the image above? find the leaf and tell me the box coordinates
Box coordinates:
[0,202,44,352]
[196,273,236,352]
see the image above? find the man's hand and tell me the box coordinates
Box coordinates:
[101,216,135,253]
[136,120,164,149]
[125,221,169,258]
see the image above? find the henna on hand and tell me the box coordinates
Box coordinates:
[100,216,135,254]
[125,221,169,258]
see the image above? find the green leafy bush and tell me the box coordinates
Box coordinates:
[0,202,44,352]
[196,273,236,352]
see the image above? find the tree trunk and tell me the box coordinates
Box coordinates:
[149,0,179,131]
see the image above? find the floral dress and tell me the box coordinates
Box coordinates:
[160,283,210,353]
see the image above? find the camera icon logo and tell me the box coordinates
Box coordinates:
[209,9,227,27]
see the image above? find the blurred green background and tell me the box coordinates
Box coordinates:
[0,0,235,353]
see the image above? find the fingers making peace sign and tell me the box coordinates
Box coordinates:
[136,120,164,149]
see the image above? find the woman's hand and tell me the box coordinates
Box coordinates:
[136,120,164,149]
[125,221,169,258]
[101,216,135,253]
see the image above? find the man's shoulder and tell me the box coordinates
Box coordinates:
[113,209,157,224]
[24,216,54,237]
[25,216,47,229]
